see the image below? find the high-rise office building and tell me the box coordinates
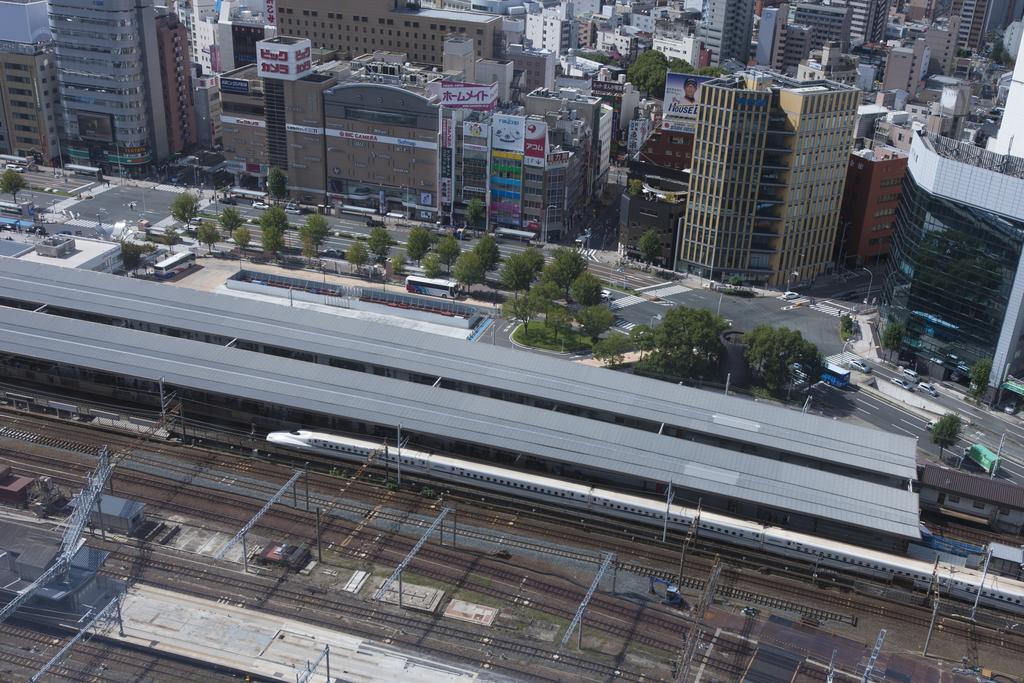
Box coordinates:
[49,0,168,170]
[839,0,887,44]
[882,132,1024,392]
[155,8,197,154]
[680,71,858,287]
[792,2,853,51]
[0,0,62,163]
[702,0,755,65]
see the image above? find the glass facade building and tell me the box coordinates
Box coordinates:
[882,132,1024,388]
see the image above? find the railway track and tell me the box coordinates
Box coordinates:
[0,622,244,683]
[5,412,1024,662]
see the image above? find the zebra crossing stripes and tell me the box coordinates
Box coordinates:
[609,294,646,310]
[581,248,601,262]
[811,302,844,317]
[645,283,690,298]
[611,318,636,334]
[826,351,860,367]
[152,184,188,193]
[63,218,100,229]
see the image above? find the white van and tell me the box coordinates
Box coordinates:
[901,368,919,382]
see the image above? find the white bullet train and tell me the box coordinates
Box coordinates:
[267,429,1024,615]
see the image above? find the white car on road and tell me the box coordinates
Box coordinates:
[890,376,915,391]
[252,201,270,209]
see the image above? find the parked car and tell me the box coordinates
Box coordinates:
[319,248,344,259]
[890,376,916,391]
[219,197,238,205]
[1004,402,1018,415]
[782,291,800,300]
[848,358,871,373]
[285,203,301,215]
[252,201,270,209]
[918,383,939,397]
[4,164,24,172]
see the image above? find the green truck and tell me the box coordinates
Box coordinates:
[964,443,1000,475]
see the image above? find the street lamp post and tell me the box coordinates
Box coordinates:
[863,267,875,306]
[543,204,558,245]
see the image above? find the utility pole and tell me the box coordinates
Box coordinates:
[676,556,721,682]
[662,482,674,543]
[315,506,323,562]
[678,500,701,587]
[971,546,993,621]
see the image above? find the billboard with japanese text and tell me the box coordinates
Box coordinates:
[440,81,498,110]
[491,115,525,152]
[524,120,547,167]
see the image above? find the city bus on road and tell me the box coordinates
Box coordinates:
[494,228,535,243]
[963,443,999,475]
[153,251,196,279]
[0,200,34,220]
[405,275,460,298]
[229,188,269,203]
[0,154,36,171]
[66,164,103,180]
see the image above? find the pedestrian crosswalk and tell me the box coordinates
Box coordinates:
[63,218,99,229]
[645,283,690,299]
[153,184,188,193]
[825,351,859,367]
[811,302,845,317]
[611,318,636,334]
[581,248,601,262]
[609,294,646,310]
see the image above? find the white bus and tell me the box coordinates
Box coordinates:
[66,164,103,180]
[494,228,535,243]
[229,187,269,203]
[0,154,35,171]
[153,251,196,279]
[405,275,460,298]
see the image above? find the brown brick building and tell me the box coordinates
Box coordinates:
[274,0,501,65]
[837,146,907,267]
[155,9,198,154]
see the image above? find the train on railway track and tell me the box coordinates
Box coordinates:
[267,429,1024,615]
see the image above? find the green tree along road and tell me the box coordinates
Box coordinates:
[258,207,288,256]
[638,228,661,265]
[299,214,330,258]
[346,241,369,271]
[504,294,538,333]
[453,251,485,291]
[528,280,561,320]
[570,272,603,306]
[170,191,201,226]
[267,167,288,201]
[931,413,962,460]
[744,324,823,395]
[593,333,634,367]
[499,251,536,299]
[970,358,993,399]
[119,239,155,273]
[472,234,501,272]
[575,305,615,342]
[0,169,27,203]
[643,306,729,379]
[435,235,461,274]
[219,207,244,234]
[405,226,433,263]
[881,322,904,360]
[465,198,486,229]
[367,226,392,264]
[422,252,443,278]
[543,247,588,297]
[232,226,251,259]
[196,222,220,253]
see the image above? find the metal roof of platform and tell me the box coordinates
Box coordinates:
[0,306,921,539]
[0,260,918,484]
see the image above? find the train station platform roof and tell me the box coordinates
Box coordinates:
[0,259,919,485]
[0,305,921,539]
